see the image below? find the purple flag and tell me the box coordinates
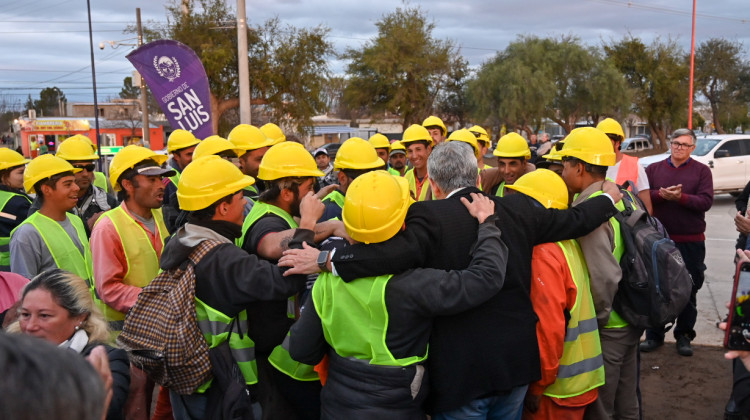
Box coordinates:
[127,40,214,139]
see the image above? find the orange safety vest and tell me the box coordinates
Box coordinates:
[615,154,639,187]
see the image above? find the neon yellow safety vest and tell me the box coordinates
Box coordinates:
[166,171,180,188]
[322,190,345,209]
[0,190,31,271]
[239,201,319,382]
[195,298,257,390]
[494,181,506,197]
[93,206,168,326]
[543,239,605,398]
[387,167,404,177]
[312,272,428,366]
[588,188,634,329]
[12,212,93,281]
[93,171,108,192]
[405,169,430,201]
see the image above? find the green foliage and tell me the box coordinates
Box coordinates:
[119,77,140,99]
[139,0,333,135]
[343,6,457,128]
[468,35,628,136]
[604,36,688,148]
[25,87,66,117]
[694,38,750,134]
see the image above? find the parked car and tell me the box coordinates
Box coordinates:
[639,134,750,195]
[620,137,653,153]
[315,142,342,161]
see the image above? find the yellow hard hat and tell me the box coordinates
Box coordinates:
[401,124,434,147]
[493,132,531,159]
[258,142,324,181]
[0,148,30,172]
[227,124,275,152]
[389,140,406,154]
[558,127,616,166]
[469,125,490,143]
[167,129,200,153]
[446,129,481,159]
[260,123,286,145]
[177,155,255,211]
[56,135,99,161]
[74,134,97,152]
[193,136,243,160]
[342,170,412,244]
[109,145,168,191]
[334,137,385,171]
[24,154,81,194]
[505,169,569,210]
[596,118,625,140]
[422,115,447,136]
[368,133,391,151]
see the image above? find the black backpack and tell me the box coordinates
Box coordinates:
[611,182,693,331]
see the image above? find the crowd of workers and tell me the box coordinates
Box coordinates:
[0,114,716,420]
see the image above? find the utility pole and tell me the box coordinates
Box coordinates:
[237,0,251,124]
[136,8,151,147]
[86,0,102,170]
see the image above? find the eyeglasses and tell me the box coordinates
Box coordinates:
[669,141,694,149]
[73,163,96,172]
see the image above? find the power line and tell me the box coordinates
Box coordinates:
[587,0,749,24]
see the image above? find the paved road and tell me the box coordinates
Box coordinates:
[680,193,738,347]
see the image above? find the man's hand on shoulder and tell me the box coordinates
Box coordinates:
[461,193,495,224]
[279,242,323,276]
[601,180,623,204]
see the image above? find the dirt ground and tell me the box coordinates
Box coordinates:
[640,344,733,419]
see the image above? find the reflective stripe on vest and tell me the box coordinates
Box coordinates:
[588,188,636,329]
[494,181,506,198]
[312,272,428,367]
[195,298,257,388]
[268,332,320,381]
[94,206,168,324]
[0,190,30,270]
[543,239,605,399]
[322,190,345,209]
[93,171,107,192]
[405,169,430,201]
[13,212,93,281]
[615,154,639,187]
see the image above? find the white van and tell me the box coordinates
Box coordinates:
[639,134,750,195]
[620,137,653,153]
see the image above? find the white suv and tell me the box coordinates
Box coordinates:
[639,134,750,195]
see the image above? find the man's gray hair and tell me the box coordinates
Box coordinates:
[427,142,478,193]
[671,128,697,145]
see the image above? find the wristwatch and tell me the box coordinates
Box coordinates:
[317,250,330,272]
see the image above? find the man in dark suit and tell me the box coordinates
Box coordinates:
[280,141,622,418]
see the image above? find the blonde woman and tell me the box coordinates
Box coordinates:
[8,269,129,420]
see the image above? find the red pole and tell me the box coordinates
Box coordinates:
[688,0,697,129]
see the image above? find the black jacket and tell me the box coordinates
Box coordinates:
[331,187,618,413]
[82,343,130,420]
[290,221,507,419]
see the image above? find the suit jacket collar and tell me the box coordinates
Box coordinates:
[447,186,482,200]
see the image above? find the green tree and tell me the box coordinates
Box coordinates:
[26,87,66,117]
[604,36,689,149]
[468,36,628,136]
[436,56,470,127]
[343,6,457,129]
[694,38,750,134]
[141,0,333,135]
[119,76,140,99]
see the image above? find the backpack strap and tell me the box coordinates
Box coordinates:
[186,240,223,267]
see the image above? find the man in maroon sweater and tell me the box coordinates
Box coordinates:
[642,128,714,356]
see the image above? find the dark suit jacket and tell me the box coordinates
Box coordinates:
[332,186,618,413]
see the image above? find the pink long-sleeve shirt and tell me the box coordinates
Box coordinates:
[90,202,165,313]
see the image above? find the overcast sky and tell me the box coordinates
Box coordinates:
[1,0,748,107]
